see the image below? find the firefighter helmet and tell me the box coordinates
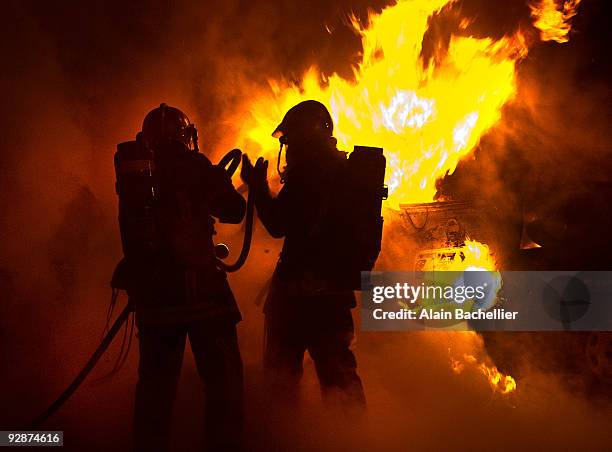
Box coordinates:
[141,103,198,151]
[272,100,333,144]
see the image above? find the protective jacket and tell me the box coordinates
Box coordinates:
[253,147,357,307]
[128,141,246,324]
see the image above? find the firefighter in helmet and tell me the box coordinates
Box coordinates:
[241,100,366,408]
[120,104,246,451]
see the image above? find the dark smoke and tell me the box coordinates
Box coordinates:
[434,0,612,256]
[1,0,611,450]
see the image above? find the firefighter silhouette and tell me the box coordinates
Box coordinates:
[116,104,246,451]
[241,100,366,409]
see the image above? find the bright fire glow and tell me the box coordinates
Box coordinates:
[237,0,529,207]
[530,0,582,43]
[447,239,499,272]
[414,238,502,306]
[449,239,502,305]
[414,238,500,276]
[451,352,517,394]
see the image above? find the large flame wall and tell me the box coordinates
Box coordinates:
[237,0,581,208]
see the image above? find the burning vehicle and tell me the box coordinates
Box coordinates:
[400,196,612,393]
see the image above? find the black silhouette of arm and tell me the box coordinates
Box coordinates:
[253,184,287,238]
[209,165,246,224]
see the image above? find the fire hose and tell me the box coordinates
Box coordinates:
[215,148,255,273]
[29,148,253,428]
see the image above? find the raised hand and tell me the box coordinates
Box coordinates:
[240,154,268,188]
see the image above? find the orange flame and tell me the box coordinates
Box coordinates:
[451,352,517,394]
[237,0,529,208]
[414,239,501,285]
[478,360,517,394]
[530,0,582,43]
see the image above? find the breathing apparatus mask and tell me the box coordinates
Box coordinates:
[275,134,289,183]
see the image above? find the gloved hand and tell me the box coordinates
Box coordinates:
[241,154,268,189]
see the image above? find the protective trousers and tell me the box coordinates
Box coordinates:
[133,320,243,452]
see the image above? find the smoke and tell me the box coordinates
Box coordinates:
[434,0,612,253]
[1,0,611,450]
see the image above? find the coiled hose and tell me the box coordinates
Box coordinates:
[216,149,254,273]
